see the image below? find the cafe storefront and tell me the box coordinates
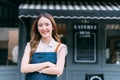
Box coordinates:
[18,0,120,80]
[1,0,120,80]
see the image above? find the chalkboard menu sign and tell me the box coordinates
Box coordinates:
[73,24,98,63]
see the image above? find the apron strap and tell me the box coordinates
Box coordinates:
[55,43,61,52]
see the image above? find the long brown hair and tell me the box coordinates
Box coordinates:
[29,12,61,57]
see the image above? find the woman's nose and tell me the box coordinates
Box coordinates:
[42,26,46,30]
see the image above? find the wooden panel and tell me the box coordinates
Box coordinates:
[66,69,120,80]
[0,67,18,80]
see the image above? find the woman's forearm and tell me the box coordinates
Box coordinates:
[21,62,53,73]
[40,66,64,76]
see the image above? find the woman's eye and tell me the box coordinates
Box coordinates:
[45,23,49,26]
[38,24,42,27]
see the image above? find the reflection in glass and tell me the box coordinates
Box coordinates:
[57,24,66,44]
[105,24,120,64]
[0,28,19,65]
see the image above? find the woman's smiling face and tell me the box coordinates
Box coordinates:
[37,16,53,39]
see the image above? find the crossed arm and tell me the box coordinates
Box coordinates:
[38,47,66,76]
[21,43,67,76]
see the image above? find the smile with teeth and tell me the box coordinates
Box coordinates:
[42,30,49,34]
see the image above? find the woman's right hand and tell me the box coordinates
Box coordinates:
[46,62,56,68]
[38,62,56,73]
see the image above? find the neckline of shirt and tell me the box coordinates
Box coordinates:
[39,38,56,47]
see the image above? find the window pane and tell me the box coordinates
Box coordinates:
[105,24,120,65]
[57,23,67,44]
[0,28,19,65]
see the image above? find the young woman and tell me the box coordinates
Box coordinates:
[21,12,67,80]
